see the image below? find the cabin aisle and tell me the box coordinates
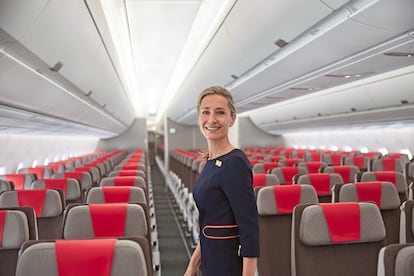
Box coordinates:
[151,164,192,275]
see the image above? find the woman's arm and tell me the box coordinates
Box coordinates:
[184,242,201,276]
[243,257,257,276]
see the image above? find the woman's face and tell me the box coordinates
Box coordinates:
[198,94,235,141]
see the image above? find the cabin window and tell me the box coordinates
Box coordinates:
[378,148,388,156]
[44,158,49,165]
[330,146,338,152]
[344,146,352,152]
[400,149,412,160]
[16,162,25,173]
[360,147,369,153]
[0,166,5,175]
[32,160,38,167]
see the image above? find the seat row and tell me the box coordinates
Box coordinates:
[0,149,158,276]
[256,183,414,276]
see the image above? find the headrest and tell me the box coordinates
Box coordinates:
[32,179,81,201]
[339,182,400,210]
[297,173,343,195]
[15,239,147,276]
[0,190,63,217]
[0,179,13,192]
[63,204,147,239]
[271,167,306,184]
[252,174,279,188]
[324,166,360,183]
[86,186,146,204]
[361,171,407,193]
[3,174,27,190]
[100,176,146,188]
[257,185,318,215]
[299,202,385,246]
[0,210,29,249]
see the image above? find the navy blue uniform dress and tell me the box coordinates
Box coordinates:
[193,149,260,276]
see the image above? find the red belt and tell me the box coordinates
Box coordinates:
[202,224,240,240]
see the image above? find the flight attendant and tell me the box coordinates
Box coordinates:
[184,86,259,276]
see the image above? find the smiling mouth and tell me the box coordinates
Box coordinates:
[206,126,220,130]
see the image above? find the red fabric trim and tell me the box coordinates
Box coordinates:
[253,174,267,188]
[0,210,7,247]
[355,182,382,207]
[273,185,301,214]
[333,166,351,183]
[263,163,278,173]
[281,168,300,184]
[309,174,331,195]
[382,159,396,171]
[113,177,136,187]
[118,170,138,176]
[5,174,25,190]
[320,203,361,242]
[44,179,67,196]
[56,239,116,276]
[374,172,397,185]
[122,165,138,170]
[89,204,127,237]
[305,162,322,173]
[352,156,366,169]
[17,190,47,217]
[330,155,343,165]
[64,172,83,180]
[28,168,45,180]
[103,187,131,203]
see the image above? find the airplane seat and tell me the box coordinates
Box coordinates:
[344,156,370,172]
[62,203,153,275]
[252,162,279,174]
[297,173,343,203]
[360,171,408,203]
[31,178,82,204]
[73,166,101,187]
[53,171,92,194]
[292,202,386,276]
[252,174,279,188]
[372,158,404,173]
[100,176,148,201]
[297,161,328,173]
[0,207,37,276]
[256,185,318,276]
[15,239,149,276]
[323,165,360,183]
[335,181,401,244]
[108,170,147,181]
[0,189,64,239]
[270,167,307,185]
[377,243,414,276]
[279,158,303,167]
[18,167,54,180]
[322,153,344,166]
[399,200,414,244]
[0,179,14,193]
[86,186,147,205]
[0,174,36,190]
[405,162,414,198]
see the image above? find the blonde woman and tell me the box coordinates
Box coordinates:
[185,86,259,276]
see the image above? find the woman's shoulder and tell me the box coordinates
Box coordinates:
[223,149,250,167]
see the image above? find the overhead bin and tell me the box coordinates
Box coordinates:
[0,1,135,136]
[169,0,333,123]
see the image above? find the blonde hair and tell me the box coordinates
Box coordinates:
[196,86,236,116]
[197,86,236,160]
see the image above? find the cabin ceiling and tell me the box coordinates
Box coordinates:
[0,0,413,137]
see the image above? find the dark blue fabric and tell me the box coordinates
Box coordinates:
[193,149,260,276]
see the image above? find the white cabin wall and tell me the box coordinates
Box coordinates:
[0,135,99,173]
[97,118,147,153]
[282,126,414,155]
[235,116,283,148]
[166,118,207,150]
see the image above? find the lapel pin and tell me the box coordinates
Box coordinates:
[215,160,222,167]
